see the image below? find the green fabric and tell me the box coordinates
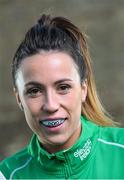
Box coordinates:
[0,116,124,179]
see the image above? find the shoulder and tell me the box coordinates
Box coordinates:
[0,147,29,166]
[98,125,124,149]
[0,147,32,179]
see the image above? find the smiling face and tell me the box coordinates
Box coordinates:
[15,51,87,153]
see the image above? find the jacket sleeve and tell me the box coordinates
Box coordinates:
[0,171,7,180]
[0,159,12,179]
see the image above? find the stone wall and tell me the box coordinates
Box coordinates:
[0,0,124,160]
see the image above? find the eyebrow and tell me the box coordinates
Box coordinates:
[54,79,73,85]
[25,81,41,87]
[25,79,73,87]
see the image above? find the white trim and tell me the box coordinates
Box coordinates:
[98,138,124,148]
[10,157,32,179]
[0,171,6,180]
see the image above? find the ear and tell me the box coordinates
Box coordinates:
[13,87,23,111]
[81,79,87,103]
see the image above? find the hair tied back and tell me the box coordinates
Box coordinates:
[38,14,51,26]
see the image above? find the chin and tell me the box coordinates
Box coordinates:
[48,135,68,146]
[46,134,73,151]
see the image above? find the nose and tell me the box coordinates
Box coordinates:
[42,89,59,113]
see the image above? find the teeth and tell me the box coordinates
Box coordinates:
[41,119,65,127]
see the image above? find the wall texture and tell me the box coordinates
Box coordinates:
[0,0,124,160]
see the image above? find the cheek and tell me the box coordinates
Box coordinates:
[63,91,82,112]
[23,98,42,115]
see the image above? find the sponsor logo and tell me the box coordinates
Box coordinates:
[74,139,92,161]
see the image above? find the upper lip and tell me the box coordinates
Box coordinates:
[40,117,67,121]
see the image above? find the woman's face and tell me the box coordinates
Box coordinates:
[15,51,87,153]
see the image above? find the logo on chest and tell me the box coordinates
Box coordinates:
[74,139,92,161]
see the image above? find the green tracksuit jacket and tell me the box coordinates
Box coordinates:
[0,116,124,179]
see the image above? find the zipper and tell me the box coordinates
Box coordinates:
[63,153,72,179]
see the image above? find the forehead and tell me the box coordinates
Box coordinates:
[20,50,76,67]
[17,51,79,82]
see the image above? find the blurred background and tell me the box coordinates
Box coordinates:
[0,0,124,161]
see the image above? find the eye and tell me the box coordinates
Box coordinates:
[26,87,43,98]
[57,84,71,94]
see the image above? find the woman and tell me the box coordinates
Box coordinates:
[0,14,124,179]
